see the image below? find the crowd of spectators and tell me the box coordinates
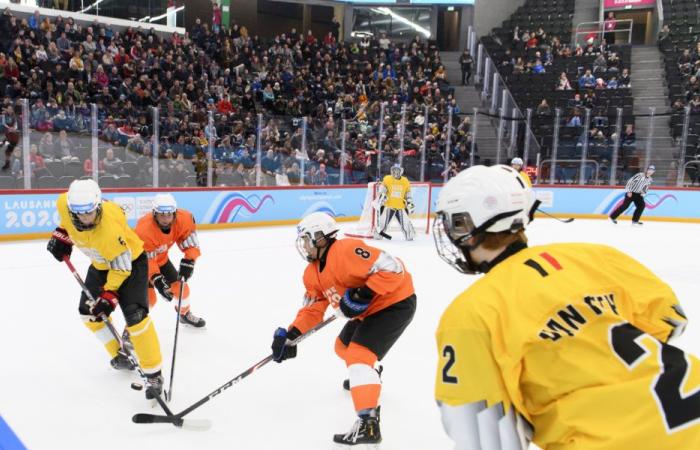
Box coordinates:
[0,6,475,188]
[483,14,639,183]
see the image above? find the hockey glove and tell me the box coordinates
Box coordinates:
[271,326,301,363]
[339,286,374,318]
[151,274,173,301]
[90,290,119,319]
[47,227,73,262]
[406,200,415,215]
[178,258,195,281]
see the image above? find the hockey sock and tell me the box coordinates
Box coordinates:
[127,316,163,375]
[170,280,191,314]
[345,343,381,412]
[83,318,120,358]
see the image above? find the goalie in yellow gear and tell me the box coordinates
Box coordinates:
[376,165,415,241]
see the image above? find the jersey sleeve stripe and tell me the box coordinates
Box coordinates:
[539,252,563,271]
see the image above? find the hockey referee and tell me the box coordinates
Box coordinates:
[610,165,655,225]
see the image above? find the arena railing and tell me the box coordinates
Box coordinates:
[2,99,699,191]
[530,105,692,187]
[473,40,542,166]
[573,20,634,47]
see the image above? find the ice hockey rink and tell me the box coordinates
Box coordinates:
[2,217,699,450]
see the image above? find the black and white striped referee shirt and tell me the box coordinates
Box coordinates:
[625,172,653,194]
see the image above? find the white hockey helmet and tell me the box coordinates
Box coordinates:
[296,212,340,261]
[390,164,403,179]
[433,165,538,274]
[511,157,524,167]
[152,193,177,214]
[67,179,103,231]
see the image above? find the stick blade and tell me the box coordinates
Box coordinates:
[132,413,212,431]
[132,413,169,424]
[181,419,213,431]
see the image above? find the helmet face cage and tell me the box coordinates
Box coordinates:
[432,211,478,274]
[69,203,103,231]
[391,165,403,179]
[295,230,335,262]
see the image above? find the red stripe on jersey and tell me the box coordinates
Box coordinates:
[540,252,563,271]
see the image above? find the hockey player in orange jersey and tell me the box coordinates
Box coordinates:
[135,193,205,327]
[270,212,417,447]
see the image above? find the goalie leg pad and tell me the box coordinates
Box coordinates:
[379,208,398,234]
[397,209,415,241]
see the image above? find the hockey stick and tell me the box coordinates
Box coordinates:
[165,276,185,402]
[132,314,338,428]
[537,209,575,223]
[62,257,175,418]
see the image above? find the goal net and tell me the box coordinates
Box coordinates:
[345,182,432,239]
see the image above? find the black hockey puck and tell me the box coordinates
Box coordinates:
[131,382,143,391]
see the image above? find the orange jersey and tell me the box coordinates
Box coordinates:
[135,209,201,277]
[290,238,414,333]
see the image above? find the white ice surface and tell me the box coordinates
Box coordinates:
[1,218,699,450]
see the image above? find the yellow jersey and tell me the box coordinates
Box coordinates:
[435,242,700,450]
[519,170,532,187]
[381,175,411,210]
[57,193,144,291]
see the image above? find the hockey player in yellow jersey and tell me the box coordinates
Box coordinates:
[511,157,532,186]
[433,165,700,450]
[46,179,164,399]
[376,164,415,240]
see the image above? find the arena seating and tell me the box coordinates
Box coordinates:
[479,0,640,183]
[659,0,700,183]
[0,7,470,188]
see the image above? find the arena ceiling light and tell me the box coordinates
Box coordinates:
[370,7,431,38]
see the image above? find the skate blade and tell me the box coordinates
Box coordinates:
[334,444,380,450]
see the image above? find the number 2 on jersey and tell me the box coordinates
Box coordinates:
[609,322,700,432]
[442,345,458,384]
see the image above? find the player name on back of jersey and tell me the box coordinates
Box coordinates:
[538,293,617,341]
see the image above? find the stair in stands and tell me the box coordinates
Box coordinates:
[441,51,502,164]
[629,45,676,183]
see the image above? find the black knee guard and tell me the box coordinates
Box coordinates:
[122,303,149,327]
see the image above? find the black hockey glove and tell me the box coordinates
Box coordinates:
[47,227,73,262]
[271,326,301,363]
[151,274,173,301]
[339,286,374,318]
[178,258,195,281]
[90,290,118,319]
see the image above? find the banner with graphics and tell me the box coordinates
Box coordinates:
[0,185,433,238]
[533,187,699,219]
[604,0,656,9]
[0,185,697,239]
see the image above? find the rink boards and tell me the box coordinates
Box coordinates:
[0,184,698,240]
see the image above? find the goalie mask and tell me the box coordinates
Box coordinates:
[433,165,538,274]
[296,212,340,261]
[67,179,103,231]
[390,164,403,179]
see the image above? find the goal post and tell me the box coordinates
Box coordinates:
[345,182,432,239]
